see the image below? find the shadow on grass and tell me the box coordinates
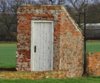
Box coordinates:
[0,68,16,71]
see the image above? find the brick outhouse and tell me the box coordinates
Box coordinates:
[17,5,83,77]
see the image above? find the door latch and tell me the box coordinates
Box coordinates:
[34,46,36,53]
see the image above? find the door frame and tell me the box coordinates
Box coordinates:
[31,20,54,71]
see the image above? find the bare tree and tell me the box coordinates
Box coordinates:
[67,0,88,11]
[58,0,65,5]
[0,0,66,41]
[93,0,100,4]
[37,0,65,5]
[67,0,88,26]
[0,0,37,41]
[0,0,13,40]
[38,0,56,5]
[0,0,8,13]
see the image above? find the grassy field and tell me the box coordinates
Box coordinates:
[0,43,16,68]
[0,41,100,68]
[0,77,100,83]
[86,40,100,52]
[0,42,100,82]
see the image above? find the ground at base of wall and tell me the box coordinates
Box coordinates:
[0,71,81,80]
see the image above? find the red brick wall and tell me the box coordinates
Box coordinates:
[17,5,83,77]
[59,12,83,77]
[87,52,100,76]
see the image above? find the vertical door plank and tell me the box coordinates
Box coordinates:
[31,21,53,71]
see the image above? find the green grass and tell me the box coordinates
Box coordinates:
[0,43,16,68]
[0,42,100,82]
[0,41,100,68]
[0,77,100,83]
[86,40,100,53]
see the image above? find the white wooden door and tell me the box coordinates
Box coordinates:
[31,21,53,71]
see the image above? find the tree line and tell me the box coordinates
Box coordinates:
[0,0,100,41]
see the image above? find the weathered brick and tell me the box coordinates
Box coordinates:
[87,52,100,76]
[17,5,83,78]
